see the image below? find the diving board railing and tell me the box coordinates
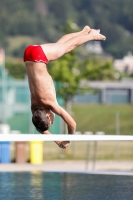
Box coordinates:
[0,134,133,141]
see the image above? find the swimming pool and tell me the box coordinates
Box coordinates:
[0,171,133,200]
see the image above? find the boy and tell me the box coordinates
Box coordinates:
[24,26,106,148]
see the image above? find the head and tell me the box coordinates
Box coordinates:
[32,109,55,132]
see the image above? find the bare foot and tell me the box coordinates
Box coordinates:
[89,29,106,41]
[83,25,91,34]
[55,141,70,149]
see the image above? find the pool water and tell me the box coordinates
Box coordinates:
[0,172,133,200]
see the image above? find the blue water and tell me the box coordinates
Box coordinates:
[0,172,133,200]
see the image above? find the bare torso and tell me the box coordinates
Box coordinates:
[23,27,105,146]
[25,61,57,112]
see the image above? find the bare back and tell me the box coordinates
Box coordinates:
[25,61,57,111]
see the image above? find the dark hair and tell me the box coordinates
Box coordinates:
[32,110,50,131]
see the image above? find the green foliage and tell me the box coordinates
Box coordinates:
[0,0,133,58]
[49,56,115,102]
[49,53,80,102]
[5,60,26,79]
[81,58,115,81]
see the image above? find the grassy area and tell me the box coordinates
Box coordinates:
[72,104,133,135]
[11,141,133,162]
[43,141,133,161]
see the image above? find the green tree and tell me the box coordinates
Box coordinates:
[81,58,115,81]
[1,0,133,58]
[48,21,115,111]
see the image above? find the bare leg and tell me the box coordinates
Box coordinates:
[63,29,106,53]
[56,26,91,43]
[41,29,106,62]
[41,26,91,61]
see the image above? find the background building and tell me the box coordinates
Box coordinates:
[114,52,133,74]
[73,80,133,104]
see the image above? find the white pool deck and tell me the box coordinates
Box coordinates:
[0,160,133,176]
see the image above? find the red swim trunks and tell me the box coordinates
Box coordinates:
[23,45,48,64]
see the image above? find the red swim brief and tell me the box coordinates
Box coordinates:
[23,45,48,64]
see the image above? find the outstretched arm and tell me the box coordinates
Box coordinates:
[50,102,76,134]
[36,128,70,149]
